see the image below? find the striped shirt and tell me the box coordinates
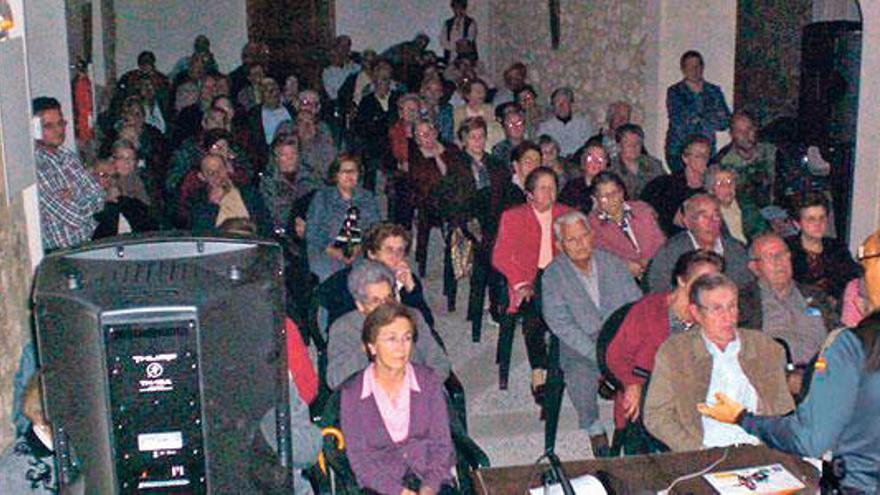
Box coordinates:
[34,143,105,251]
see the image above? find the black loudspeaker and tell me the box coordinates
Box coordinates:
[799,21,862,241]
[33,234,291,494]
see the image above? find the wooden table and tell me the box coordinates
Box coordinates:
[471,445,820,494]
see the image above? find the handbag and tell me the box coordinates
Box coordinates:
[449,226,474,280]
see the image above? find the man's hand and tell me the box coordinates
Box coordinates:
[622,383,643,421]
[326,246,345,261]
[418,486,436,495]
[106,186,121,203]
[208,186,226,205]
[626,260,645,279]
[513,285,535,308]
[697,392,745,424]
[294,217,306,238]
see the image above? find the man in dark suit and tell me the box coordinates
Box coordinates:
[542,210,642,454]
[244,77,294,174]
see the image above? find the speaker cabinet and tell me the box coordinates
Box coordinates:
[33,234,291,494]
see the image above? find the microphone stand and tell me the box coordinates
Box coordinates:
[546,449,576,495]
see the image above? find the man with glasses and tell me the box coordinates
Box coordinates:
[326,260,450,389]
[491,105,526,167]
[738,233,829,394]
[643,273,794,451]
[32,96,105,252]
[647,193,753,293]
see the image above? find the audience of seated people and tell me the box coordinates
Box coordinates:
[327,260,450,390]
[24,26,880,493]
[644,273,795,451]
[606,250,724,453]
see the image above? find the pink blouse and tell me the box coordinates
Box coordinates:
[360,363,421,443]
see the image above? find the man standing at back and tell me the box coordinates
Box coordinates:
[32,97,105,252]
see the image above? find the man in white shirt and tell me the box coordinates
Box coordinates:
[644,273,794,451]
[538,87,593,157]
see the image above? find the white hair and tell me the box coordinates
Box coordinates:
[552,210,591,241]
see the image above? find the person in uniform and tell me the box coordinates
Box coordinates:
[698,229,880,494]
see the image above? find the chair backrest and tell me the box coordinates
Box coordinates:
[596,302,636,391]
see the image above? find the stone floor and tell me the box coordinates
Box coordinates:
[416,227,614,468]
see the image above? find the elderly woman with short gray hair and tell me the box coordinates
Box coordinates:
[326,260,451,389]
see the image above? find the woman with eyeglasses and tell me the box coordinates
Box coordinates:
[588,171,665,280]
[558,137,608,215]
[340,301,457,495]
[306,153,380,281]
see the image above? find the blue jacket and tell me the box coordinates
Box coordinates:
[305,186,380,281]
[740,329,880,493]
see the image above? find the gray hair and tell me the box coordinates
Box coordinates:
[689,272,738,307]
[396,92,422,109]
[347,260,395,304]
[553,210,591,241]
[295,89,320,111]
[748,232,787,260]
[704,163,738,191]
[550,86,574,104]
[606,101,632,123]
[681,192,719,219]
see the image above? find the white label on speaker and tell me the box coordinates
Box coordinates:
[138,431,183,452]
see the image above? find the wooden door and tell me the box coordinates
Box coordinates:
[246,0,335,90]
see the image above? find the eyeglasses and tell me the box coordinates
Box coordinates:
[713,178,735,187]
[595,189,623,202]
[505,119,525,128]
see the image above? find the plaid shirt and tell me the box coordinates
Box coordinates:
[34,143,105,251]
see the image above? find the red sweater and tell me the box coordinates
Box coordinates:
[605,291,671,428]
[286,318,318,405]
[491,202,572,313]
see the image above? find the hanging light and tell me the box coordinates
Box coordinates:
[0,1,13,41]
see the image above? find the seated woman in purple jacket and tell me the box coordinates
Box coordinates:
[340,302,457,495]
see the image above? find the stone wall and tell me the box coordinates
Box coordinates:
[487,0,650,130]
[734,0,813,124]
